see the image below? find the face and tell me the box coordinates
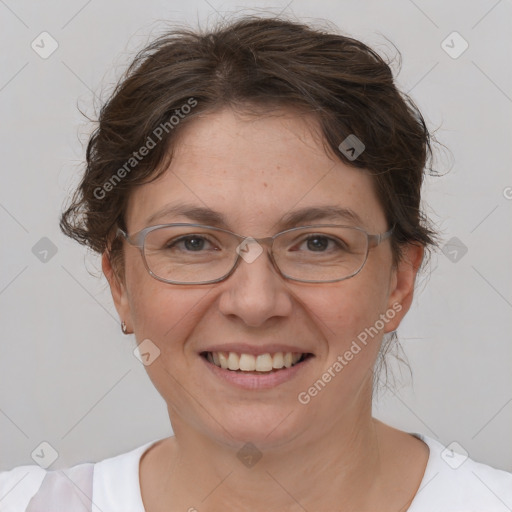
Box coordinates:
[104,107,421,449]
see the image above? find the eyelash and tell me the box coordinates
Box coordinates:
[166,234,345,252]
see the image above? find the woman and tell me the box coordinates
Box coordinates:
[2,15,511,512]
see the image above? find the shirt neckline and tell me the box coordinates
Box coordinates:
[99,432,436,511]
[93,437,163,512]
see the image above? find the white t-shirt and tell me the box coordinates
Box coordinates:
[1,433,511,511]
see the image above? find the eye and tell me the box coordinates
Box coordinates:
[165,235,217,252]
[296,234,348,252]
[304,235,330,252]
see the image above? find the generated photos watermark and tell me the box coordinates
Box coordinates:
[297,302,402,404]
[93,97,198,200]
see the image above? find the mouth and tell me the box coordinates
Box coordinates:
[200,351,314,374]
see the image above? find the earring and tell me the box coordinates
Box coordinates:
[121,321,128,334]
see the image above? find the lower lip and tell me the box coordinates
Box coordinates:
[201,355,313,390]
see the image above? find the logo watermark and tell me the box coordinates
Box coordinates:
[297,303,402,405]
[93,97,198,200]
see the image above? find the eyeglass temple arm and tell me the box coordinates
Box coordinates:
[368,225,395,248]
[116,228,138,246]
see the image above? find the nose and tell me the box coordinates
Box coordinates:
[217,243,293,327]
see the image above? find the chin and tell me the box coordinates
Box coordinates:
[203,402,306,450]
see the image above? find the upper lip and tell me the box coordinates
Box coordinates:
[199,343,314,356]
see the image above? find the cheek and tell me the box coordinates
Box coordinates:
[128,281,199,348]
[124,267,210,411]
[305,280,392,404]
[315,277,390,340]
[300,269,393,387]
[123,250,189,344]
[124,250,212,372]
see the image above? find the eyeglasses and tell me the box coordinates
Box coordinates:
[116,223,394,285]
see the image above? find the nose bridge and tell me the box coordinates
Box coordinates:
[234,232,275,251]
[218,234,291,326]
[234,233,281,278]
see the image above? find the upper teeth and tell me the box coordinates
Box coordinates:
[206,351,303,372]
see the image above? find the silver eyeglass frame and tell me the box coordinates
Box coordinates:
[116,223,395,285]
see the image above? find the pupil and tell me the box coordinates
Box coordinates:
[307,237,328,251]
[185,237,204,250]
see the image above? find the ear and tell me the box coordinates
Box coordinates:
[102,252,133,332]
[384,243,424,333]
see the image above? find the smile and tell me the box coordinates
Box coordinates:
[201,351,312,373]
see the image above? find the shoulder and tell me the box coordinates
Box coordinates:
[0,438,163,512]
[0,461,95,512]
[408,433,512,512]
[0,465,47,512]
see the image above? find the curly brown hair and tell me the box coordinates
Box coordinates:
[60,15,439,279]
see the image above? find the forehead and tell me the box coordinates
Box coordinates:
[125,107,386,234]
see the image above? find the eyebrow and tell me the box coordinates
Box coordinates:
[144,202,364,231]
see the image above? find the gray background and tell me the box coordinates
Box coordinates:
[1,0,511,473]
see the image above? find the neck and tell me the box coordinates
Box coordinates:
[149,398,388,511]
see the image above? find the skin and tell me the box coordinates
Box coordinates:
[103,106,429,511]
